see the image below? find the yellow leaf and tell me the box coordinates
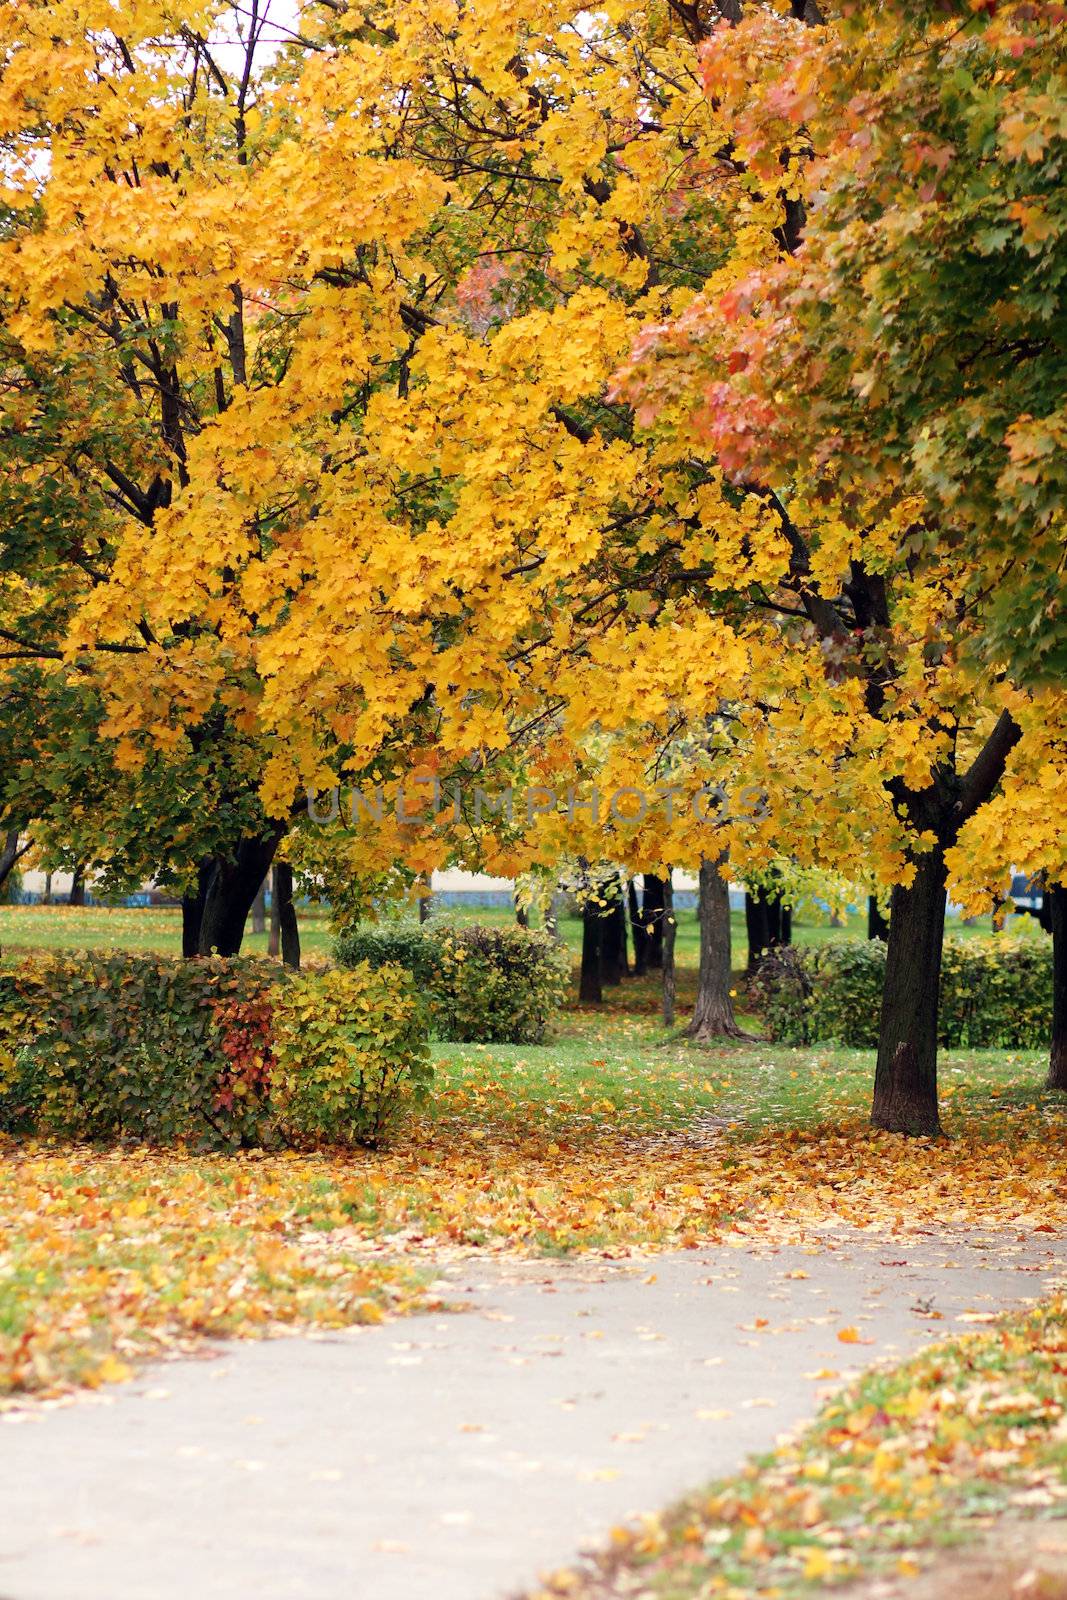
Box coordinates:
[802,1547,833,1580]
[93,1355,133,1385]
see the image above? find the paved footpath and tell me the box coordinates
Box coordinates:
[0,1233,1062,1600]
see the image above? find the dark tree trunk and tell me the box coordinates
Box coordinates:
[868,895,889,941]
[268,864,281,958]
[198,833,283,957]
[250,876,267,935]
[745,889,769,975]
[662,872,677,1028]
[42,871,53,906]
[628,878,649,975]
[418,871,433,924]
[182,860,214,958]
[615,881,629,974]
[601,878,627,984]
[869,709,1020,1135]
[871,845,947,1136]
[0,828,29,901]
[745,883,788,970]
[0,829,20,888]
[687,856,747,1041]
[1039,890,1054,934]
[579,898,603,1004]
[758,884,790,948]
[68,862,87,907]
[274,861,300,970]
[515,891,529,929]
[643,873,665,968]
[1047,885,1067,1091]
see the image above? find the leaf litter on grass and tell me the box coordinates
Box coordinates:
[2,1036,1065,1400]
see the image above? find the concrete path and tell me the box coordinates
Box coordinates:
[0,1233,1062,1600]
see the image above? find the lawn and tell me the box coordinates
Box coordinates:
[0,898,1037,968]
[0,903,336,961]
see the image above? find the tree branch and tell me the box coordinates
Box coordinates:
[957,709,1023,823]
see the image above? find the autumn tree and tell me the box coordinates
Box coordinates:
[0,1,449,949]
[612,0,1067,1131]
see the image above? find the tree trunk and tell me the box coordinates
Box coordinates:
[755,883,790,950]
[198,833,282,957]
[68,862,87,907]
[182,860,214,958]
[662,873,677,1028]
[628,878,649,975]
[417,870,433,924]
[600,877,627,984]
[1038,889,1054,934]
[268,865,281,958]
[871,845,947,1135]
[0,829,19,888]
[745,889,769,975]
[643,873,665,968]
[687,856,747,1041]
[0,828,28,901]
[545,889,564,941]
[1047,885,1067,1091]
[615,879,630,975]
[868,895,889,941]
[515,890,529,929]
[579,898,603,1004]
[870,709,1020,1135]
[275,860,301,970]
[42,871,53,906]
[250,876,267,935]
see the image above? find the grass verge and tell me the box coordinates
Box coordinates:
[531,1297,1067,1599]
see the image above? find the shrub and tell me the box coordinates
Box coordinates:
[749,944,818,1045]
[0,952,430,1149]
[0,954,274,1145]
[273,964,431,1145]
[758,936,1052,1049]
[333,920,571,1043]
[332,922,441,986]
[938,939,1053,1048]
[430,924,570,1044]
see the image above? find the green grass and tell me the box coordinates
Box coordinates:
[0,898,1037,964]
[428,991,1054,1141]
[0,903,336,959]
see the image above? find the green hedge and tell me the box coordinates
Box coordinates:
[333,920,570,1044]
[0,953,430,1148]
[333,923,441,986]
[757,937,1053,1049]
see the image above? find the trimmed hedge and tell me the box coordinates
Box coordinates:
[334,920,570,1044]
[333,923,440,987]
[0,952,430,1148]
[756,937,1053,1049]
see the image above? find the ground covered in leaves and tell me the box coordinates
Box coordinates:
[2,993,1065,1400]
[544,1295,1067,1600]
